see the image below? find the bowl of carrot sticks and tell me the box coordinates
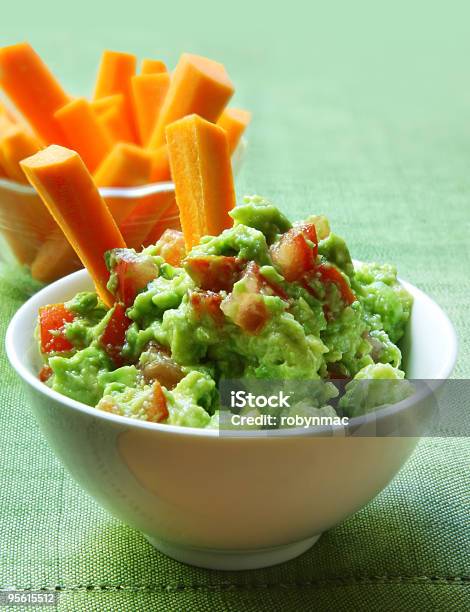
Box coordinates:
[0,43,250,283]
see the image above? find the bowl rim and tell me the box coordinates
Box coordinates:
[5,267,458,438]
[0,177,175,198]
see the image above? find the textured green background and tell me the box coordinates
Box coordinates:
[0,1,469,610]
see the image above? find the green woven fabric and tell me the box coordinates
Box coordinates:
[1,1,469,610]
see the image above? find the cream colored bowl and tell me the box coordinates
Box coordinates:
[5,267,457,570]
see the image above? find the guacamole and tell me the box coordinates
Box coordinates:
[37,195,412,427]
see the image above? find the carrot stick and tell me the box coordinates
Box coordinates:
[217,108,251,155]
[97,101,134,143]
[149,145,171,182]
[31,227,81,283]
[93,142,153,225]
[0,125,42,183]
[21,145,126,306]
[148,53,234,149]
[54,98,113,172]
[0,42,68,144]
[93,50,137,142]
[94,142,152,188]
[91,93,123,115]
[95,142,152,187]
[141,58,167,74]
[166,114,235,249]
[131,72,170,145]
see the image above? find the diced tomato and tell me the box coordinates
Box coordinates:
[146,382,169,423]
[38,364,53,383]
[112,249,158,307]
[39,304,75,354]
[244,261,289,301]
[156,229,186,267]
[185,256,245,292]
[234,294,269,334]
[270,223,318,282]
[316,264,356,305]
[190,291,224,324]
[100,303,132,366]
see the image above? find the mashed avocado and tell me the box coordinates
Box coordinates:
[37,196,412,427]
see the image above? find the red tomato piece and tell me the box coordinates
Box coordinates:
[39,303,75,353]
[190,290,224,324]
[185,256,245,292]
[270,223,318,282]
[244,261,289,301]
[100,303,132,366]
[113,250,158,307]
[234,293,269,334]
[156,229,186,267]
[316,264,356,305]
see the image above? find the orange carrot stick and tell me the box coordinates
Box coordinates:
[141,58,167,74]
[0,125,42,183]
[93,50,137,142]
[91,93,123,115]
[94,142,152,188]
[148,53,234,149]
[97,99,134,143]
[217,108,251,155]
[94,142,153,225]
[166,114,235,249]
[21,145,126,306]
[149,145,171,182]
[0,42,68,144]
[131,72,170,145]
[54,98,113,172]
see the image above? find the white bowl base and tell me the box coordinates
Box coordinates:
[143,534,322,570]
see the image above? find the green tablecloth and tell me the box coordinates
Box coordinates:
[1,1,469,610]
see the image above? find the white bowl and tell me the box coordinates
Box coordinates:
[5,268,457,570]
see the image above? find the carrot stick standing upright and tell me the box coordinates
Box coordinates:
[21,145,126,306]
[217,108,251,155]
[131,72,170,145]
[148,53,234,149]
[149,145,171,182]
[91,93,124,115]
[0,125,42,183]
[93,50,137,143]
[94,142,153,188]
[141,58,167,74]
[94,142,153,225]
[97,98,134,143]
[55,99,114,172]
[0,42,69,144]
[166,114,235,249]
